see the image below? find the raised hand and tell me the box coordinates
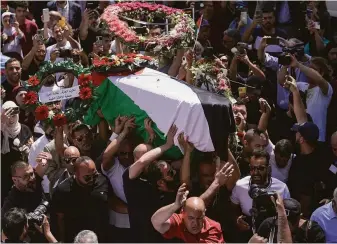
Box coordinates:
[144,118,156,144]
[284,75,297,92]
[174,183,189,208]
[114,115,128,134]
[122,117,136,134]
[178,132,194,154]
[36,152,52,166]
[165,124,178,148]
[215,162,234,186]
[258,98,271,114]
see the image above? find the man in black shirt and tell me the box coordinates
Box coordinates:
[2,58,22,103]
[52,156,111,243]
[288,122,332,218]
[21,40,46,81]
[123,125,179,243]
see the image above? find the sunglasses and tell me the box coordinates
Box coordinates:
[83,171,98,183]
[249,165,267,172]
[75,132,91,142]
[64,157,78,164]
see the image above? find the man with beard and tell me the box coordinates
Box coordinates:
[288,122,334,218]
[231,149,290,242]
[79,8,102,55]
[242,7,287,46]
[52,156,111,243]
[101,116,136,242]
[21,38,46,80]
[2,58,22,103]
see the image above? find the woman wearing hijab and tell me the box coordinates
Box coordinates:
[1,101,33,205]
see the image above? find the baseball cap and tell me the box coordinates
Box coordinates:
[283,198,301,220]
[291,122,319,142]
[2,101,18,110]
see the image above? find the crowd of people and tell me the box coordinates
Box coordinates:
[1,0,337,243]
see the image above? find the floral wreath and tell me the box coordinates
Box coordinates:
[190,59,234,102]
[101,2,195,56]
[23,54,157,127]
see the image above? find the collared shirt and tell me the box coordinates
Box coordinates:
[310,202,337,243]
[163,213,224,243]
[57,1,70,22]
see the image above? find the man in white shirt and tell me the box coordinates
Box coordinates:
[310,188,337,243]
[231,149,290,241]
[270,139,293,183]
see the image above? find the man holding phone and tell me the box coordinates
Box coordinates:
[46,0,82,29]
[228,2,252,37]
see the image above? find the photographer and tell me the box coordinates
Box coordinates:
[258,198,326,243]
[230,149,290,242]
[2,208,57,243]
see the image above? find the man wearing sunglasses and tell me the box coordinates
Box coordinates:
[52,156,111,243]
[230,149,290,242]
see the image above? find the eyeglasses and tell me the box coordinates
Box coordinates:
[83,171,99,183]
[249,165,267,172]
[64,157,78,164]
[75,132,91,142]
[13,171,35,181]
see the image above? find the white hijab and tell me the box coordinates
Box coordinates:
[1,101,21,154]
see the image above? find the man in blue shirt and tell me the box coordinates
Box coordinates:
[310,188,337,243]
[228,1,253,37]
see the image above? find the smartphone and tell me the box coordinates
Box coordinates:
[9,14,15,25]
[306,8,313,19]
[266,37,279,45]
[238,87,247,98]
[96,36,103,46]
[43,8,50,22]
[279,54,292,66]
[86,2,95,10]
[240,11,247,25]
[237,42,247,55]
[313,22,320,30]
[37,29,44,41]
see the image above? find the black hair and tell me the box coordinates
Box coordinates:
[262,5,275,15]
[223,29,241,44]
[11,161,29,176]
[289,90,307,109]
[234,99,246,106]
[149,25,161,31]
[2,208,27,241]
[311,57,332,81]
[14,1,28,10]
[274,139,293,158]
[101,30,113,39]
[71,124,90,138]
[146,161,164,186]
[251,149,270,166]
[244,129,265,143]
[5,58,20,69]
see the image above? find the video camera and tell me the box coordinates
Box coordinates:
[236,42,252,55]
[27,201,49,226]
[279,45,304,66]
[249,184,277,231]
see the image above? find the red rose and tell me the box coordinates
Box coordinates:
[23,91,38,105]
[124,58,135,63]
[34,105,49,121]
[27,76,40,86]
[53,113,67,127]
[79,87,93,100]
[78,73,92,86]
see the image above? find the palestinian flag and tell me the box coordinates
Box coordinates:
[85,68,235,160]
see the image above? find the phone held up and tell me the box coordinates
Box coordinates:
[43,8,50,23]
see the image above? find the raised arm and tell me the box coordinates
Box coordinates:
[257,98,272,132]
[102,116,132,171]
[291,55,329,95]
[178,133,194,189]
[275,195,292,243]
[239,54,266,80]
[79,9,92,40]
[229,53,239,81]
[284,75,308,124]
[242,14,261,43]
[128,124,177,179]
[151,183,188,234]
[22,37,39,70]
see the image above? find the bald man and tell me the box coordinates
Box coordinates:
[151,184,224,243]
[133,143,153,161]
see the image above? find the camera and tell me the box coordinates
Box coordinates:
[279,45,304,65]
[236,42,252,55]
[27,201,49,226]
[278,53,292,66]
[58,48,72,58]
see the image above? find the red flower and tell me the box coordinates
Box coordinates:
[53,113,67,127]
[124,58,135,63]
[27,76,40,86]
[79,87,93,100]
[78,73,92,86]
[141,56,153,61]
[34,105,49,121]
[23,91,38,105]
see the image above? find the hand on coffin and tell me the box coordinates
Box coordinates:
[114,115,129,134]
[122,117,136,135]
[144,118,156,144]
[165,124,178,148]
[178,132,194,154]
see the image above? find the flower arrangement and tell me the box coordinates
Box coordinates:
[101,2,195,56]
[191,59,234,101]
[23,55,158,127]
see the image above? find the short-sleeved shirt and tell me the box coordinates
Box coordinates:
[230,176,291,216]
[163,213,224,243]
[21,60,41,81]
[123,167,176,242]
[52,175,112,243]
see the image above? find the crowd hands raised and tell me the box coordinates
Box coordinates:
[1,0,337,243]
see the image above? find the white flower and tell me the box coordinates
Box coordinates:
[48,110,55,119]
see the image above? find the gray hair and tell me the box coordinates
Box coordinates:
[74,230,98,243]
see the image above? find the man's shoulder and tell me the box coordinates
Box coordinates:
[24,18,38,28]
[236,176,251,187]
[270,177,287,189]
[205,216,222,230]
[54,176,73,193]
